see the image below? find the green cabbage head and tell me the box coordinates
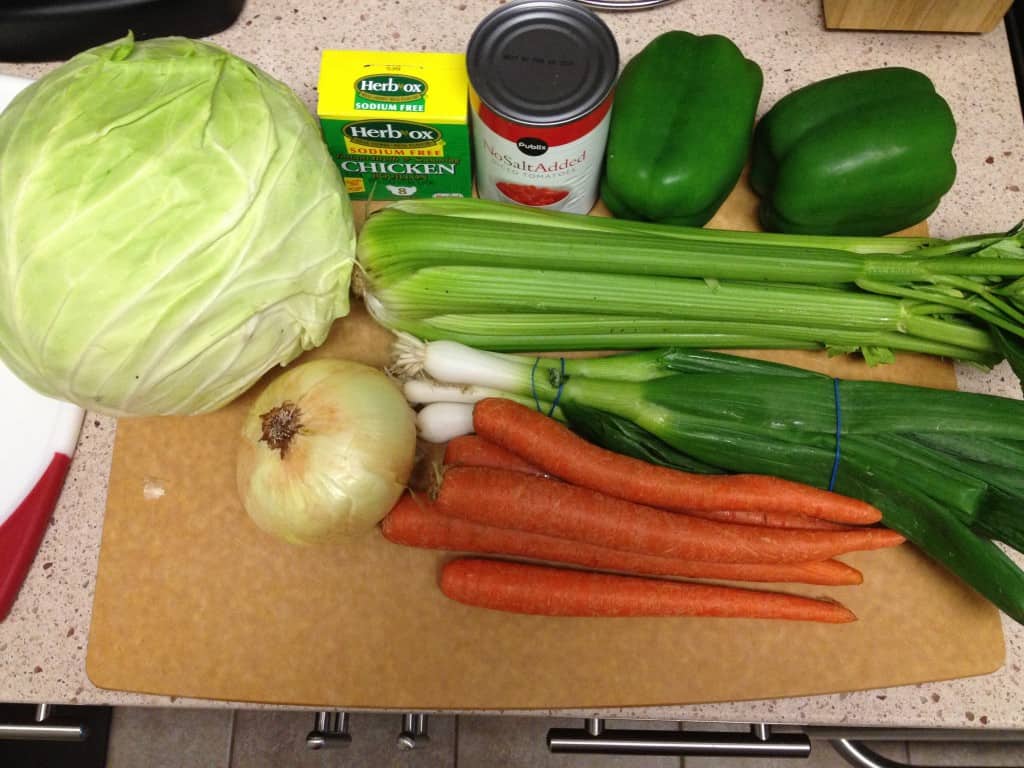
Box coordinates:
[0,35,354,416]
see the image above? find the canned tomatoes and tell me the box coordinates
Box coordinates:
[466,0,619,214]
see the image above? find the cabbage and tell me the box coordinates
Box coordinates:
[0,35,355,416]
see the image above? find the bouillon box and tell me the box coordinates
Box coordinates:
[317,50,473,200]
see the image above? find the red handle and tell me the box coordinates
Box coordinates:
[0,453,72,621]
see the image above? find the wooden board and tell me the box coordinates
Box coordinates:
[822,0,1013,33]
[85,178,1005,710]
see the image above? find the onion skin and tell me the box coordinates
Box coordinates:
[236,359,417,544]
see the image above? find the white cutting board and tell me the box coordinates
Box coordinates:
[0,74,85,620]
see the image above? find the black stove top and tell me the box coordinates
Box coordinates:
[1005,1,1024,119]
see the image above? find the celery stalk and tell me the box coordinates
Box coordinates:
[374,198,940,254]
[367,266,997,357]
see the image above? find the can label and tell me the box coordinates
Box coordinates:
[470,88,612,214]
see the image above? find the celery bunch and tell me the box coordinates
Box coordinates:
[357,199,1024,373]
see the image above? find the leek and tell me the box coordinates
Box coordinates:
[393,337,1024,624]
[356,199,1024,373]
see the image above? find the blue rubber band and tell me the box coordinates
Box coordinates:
[548,358,567,417]
[829,378,842,492]
[530,357,542,413]
[530,357,567,417]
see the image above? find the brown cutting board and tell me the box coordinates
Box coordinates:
[86,178,1005,710]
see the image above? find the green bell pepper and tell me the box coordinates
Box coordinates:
[750,67,957,236]
[600,31,763,226]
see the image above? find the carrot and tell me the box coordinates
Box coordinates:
[447,435,847,531]
[684,508,853,531]
[443,434,543,474]
[473,398,882,525]
[383,493,864,586]
[436,466,905,564]
[444,434,846,532]
[440,558,857,623]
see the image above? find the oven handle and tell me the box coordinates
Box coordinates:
[0,703,88,742]
[547,719,811,758]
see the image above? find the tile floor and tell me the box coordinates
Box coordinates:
[102,708,1024,767]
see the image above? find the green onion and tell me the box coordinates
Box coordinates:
[356,199,1024,372]
[393,337,1024,624]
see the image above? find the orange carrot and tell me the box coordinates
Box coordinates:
[383,493,863,586]
[440,558,857,623]
[473,398,882,525]
[445,435,848,531]
[684,508,853,531]
[436,466,904,564]
[443,434,543,474]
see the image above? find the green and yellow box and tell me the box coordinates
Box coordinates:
[317,50,472,200]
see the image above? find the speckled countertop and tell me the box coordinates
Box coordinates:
[2,0,1023,730]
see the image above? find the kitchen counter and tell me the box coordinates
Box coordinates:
[2,0,1023,730]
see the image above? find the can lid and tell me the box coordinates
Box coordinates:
[466,0,619,127]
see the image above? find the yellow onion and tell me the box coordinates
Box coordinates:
[237,358,416,544]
